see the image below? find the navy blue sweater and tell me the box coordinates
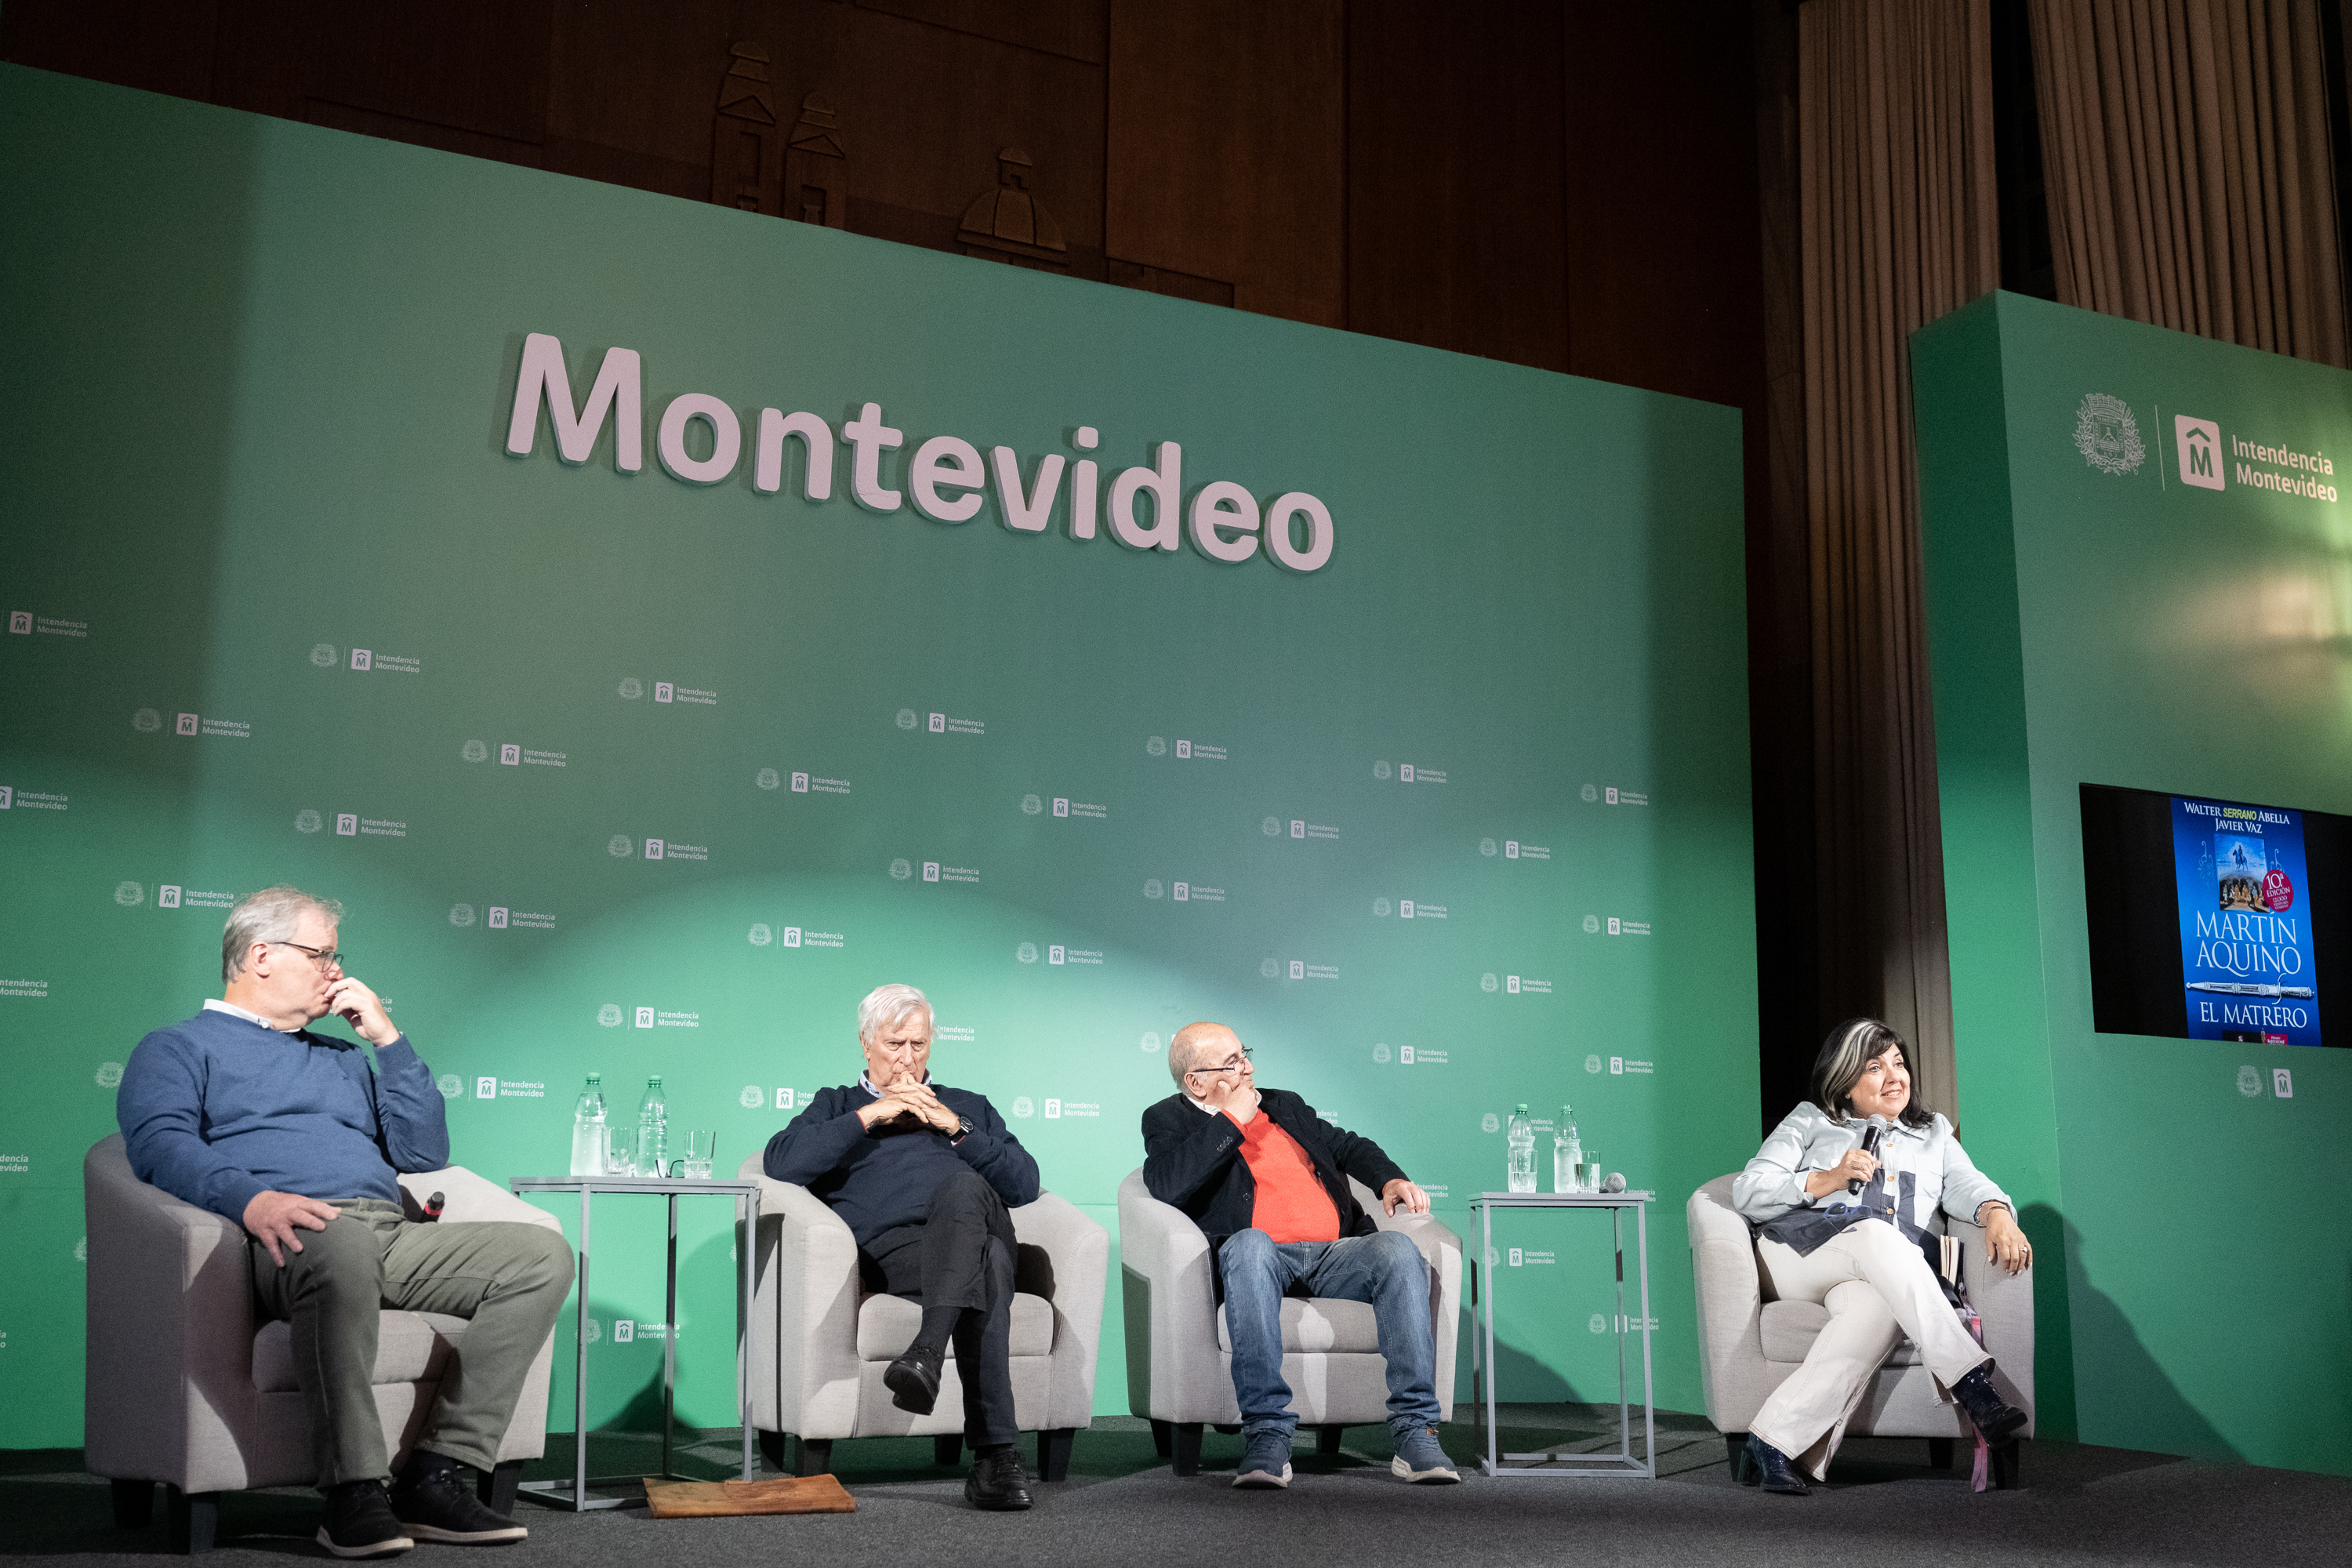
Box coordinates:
[763,1082,1038,1247]
[118,1007,452,1225]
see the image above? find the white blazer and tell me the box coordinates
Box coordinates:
[1733,1102,2010,1234]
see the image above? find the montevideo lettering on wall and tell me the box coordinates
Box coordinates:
[503,333,1335,572]
[2172,796,2321,1047]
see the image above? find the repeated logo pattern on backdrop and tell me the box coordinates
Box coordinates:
[0,70,1760,1442]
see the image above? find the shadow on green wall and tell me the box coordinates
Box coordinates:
[2021,1201,2079,1441]
[2045,1206,2239,1462]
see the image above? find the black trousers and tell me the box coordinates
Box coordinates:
[859,1168,1018,1446]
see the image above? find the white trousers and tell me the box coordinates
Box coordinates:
[1750,1219,1988,1479]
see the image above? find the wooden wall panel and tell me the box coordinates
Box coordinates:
[301,0,550,147]
[858,0,1107,65]
[0,0,220,101]
[1561,3,1763,406]
[1345,0,1570,371]
[545,0,744,181]
[1105,0,1345,326]
[770,0,1106,276]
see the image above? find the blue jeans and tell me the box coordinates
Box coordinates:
[1218,1227,1439,1442]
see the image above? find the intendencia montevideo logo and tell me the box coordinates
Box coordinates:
[503,333,1335,572]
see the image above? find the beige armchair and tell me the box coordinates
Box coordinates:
[82,1134,563,1552]
[739,1155,1109,1481]
[1118,1167,1462,1474]
[1686,1174,2034,1486]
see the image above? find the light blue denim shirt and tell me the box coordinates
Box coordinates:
[1733,1101,2010,1235]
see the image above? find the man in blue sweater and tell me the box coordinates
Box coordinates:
[763,983,1038,1510]
[118,887,573,1559]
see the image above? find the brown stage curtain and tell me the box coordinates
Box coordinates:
[2031,0,2349,366]
[1799,0,2000,1123]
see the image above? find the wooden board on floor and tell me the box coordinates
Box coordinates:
[641,1475,856,1517]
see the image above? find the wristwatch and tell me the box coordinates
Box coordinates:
[949,1116,974,1146]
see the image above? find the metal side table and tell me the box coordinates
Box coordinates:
[1468,1190,1656,1478]
[508,1176,759,1508]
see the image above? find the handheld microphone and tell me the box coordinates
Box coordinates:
[423,1192,446,1221]
[1601,1173,1626,1194]
[1846,1116,1889,1195]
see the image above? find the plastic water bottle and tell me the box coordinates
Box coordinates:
[1554,1104,1582,1193]
[568,1073,608,1178]
[1506,1105,1537,1193]
[635,1075,668,1179]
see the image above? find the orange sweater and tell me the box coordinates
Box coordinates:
[1232,1110,1341,1243]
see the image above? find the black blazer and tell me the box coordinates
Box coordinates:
[1140,1087,1408,1273]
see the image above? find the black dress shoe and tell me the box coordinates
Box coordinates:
[1746,1435,1812,1495]
[965,1446,1033,1511]
[390,1467,528,1544]
[1951,1364,2029,1444]
[884,1342,944,1416]
[318,1481,414,1558]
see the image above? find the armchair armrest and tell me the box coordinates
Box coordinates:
[400,1167,564,1232]
[1358,1180,1462,1421]
[1008,1192,1109,1432]
[1686,1175,1773,1433]
[83,1134,259,1493]
[1954,1213,2035,1435]
[1116,1167,1224,1423]
[738,1156,862,1439]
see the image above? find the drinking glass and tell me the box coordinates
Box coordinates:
[1577,1159,1602,1192]
[603,1126,633,1178]
[683,1130,716,1180]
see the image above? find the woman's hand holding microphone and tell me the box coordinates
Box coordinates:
[1802,1147,1880,1199]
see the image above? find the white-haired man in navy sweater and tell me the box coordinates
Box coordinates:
[764,983,1039,1510]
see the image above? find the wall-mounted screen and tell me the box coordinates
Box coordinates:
[2081,783,2349,1045]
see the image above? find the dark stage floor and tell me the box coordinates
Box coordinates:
[5,1407,2345,1568]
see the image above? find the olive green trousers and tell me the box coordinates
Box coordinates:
[247,1199,574,1489]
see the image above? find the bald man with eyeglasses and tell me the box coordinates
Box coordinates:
[1141,1022,1456,1490]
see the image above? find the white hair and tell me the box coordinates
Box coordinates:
[223,886,343,982]
[857,983,931,1042]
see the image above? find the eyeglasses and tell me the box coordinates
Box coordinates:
[1185,1048,1253,1080]
[270,940,344,971]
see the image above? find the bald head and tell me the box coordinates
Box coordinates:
[1169,1021,1240,1088]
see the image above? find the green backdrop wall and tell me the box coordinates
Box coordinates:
[0,65,1759,1447]
[1916,291,2352,1476]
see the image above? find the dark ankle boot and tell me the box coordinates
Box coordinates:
[1746,1434,1811,1494]
[1951,1364,2028,1444]
[884,1342,945,1416]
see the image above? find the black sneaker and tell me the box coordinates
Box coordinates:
[964,1446,1033,1511]
[318,1481,414,1558]
[390,1467,528,1545]
[884,1342,945,1417]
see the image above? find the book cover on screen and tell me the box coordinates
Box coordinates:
[2172,796,2322,1046]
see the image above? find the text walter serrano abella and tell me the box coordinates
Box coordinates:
[504,333,1335,572]
[2233,435,2339,501]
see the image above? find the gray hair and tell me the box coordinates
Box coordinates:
[222,886,343,982]
[1168,1021,1236,1087]
[857,983,931,1042]
[1805,1016,1933,1130]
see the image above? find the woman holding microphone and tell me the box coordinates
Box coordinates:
[1732,1018,2032,1494]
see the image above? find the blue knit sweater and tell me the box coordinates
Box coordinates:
[118,1007,451,1225]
